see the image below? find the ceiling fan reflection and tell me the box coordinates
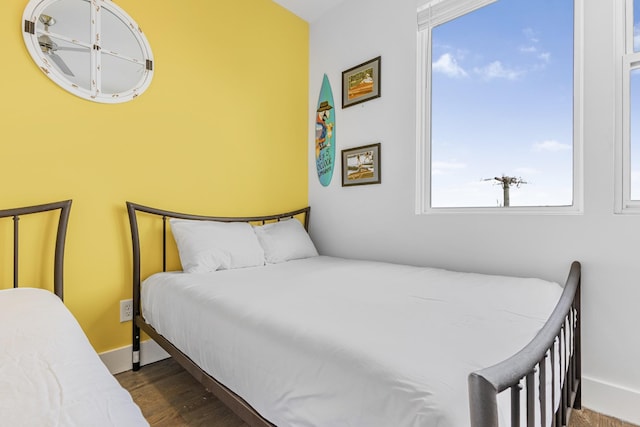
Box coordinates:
[37,14,86,77]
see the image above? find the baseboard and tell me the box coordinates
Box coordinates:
[99,339,170,375]
[582,376,640,425]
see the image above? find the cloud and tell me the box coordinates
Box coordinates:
[519,46,537,53]
[432,160,467,175]
[520,28,551,67]
[532,140,571,152]
[537,52,551,63]
[432,53,468,78]
[474,61,522,80]
[523,28,539,43]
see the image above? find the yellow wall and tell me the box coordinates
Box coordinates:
[0,0,308,352]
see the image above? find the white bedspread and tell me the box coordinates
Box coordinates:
[142,256,563,427]
[0,288,148,427]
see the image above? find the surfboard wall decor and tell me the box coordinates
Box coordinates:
[315,74,336,186]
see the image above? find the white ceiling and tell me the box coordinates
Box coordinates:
[272,0,349,22]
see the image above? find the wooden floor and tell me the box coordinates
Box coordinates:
[116,358,636,427]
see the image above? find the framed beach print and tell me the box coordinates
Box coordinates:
[342,143,381,186]
[342,56,381,108]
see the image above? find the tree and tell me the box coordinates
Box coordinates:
[483,175,527,207]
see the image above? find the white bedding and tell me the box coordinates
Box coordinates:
[0,288,148,427]
[142,256,563,427]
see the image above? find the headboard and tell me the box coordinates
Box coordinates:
[126,201,311,368]
[126,202,310,276]
[0,200,72,300]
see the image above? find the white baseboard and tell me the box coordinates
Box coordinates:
[99,340,170,375]
[582,376,640,425]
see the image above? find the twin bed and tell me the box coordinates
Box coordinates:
[127,202,582,427]
[0,201,147,427]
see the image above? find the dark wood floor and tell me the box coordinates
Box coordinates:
[116,358,248,426]
[116,358,636,427]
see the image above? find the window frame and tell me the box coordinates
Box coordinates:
[616,0,640,213]
[415,0,584,215]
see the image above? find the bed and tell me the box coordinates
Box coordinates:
[0,200,148,427]
[127,202,581,427]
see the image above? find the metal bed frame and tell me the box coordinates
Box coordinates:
[469,261,581,427]
[0,200,72,299]
[127,201,309,426]
[127,201,581,427]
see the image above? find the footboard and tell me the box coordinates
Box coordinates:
[469,261,581,427]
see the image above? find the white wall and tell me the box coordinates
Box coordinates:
[308,0,640,423]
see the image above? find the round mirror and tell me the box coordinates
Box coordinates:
[22,0,154,103]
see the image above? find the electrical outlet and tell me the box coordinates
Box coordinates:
[120,299,133,322]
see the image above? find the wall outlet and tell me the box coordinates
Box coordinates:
[120,299,133,322]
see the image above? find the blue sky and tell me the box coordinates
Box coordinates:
[632,1,640,199]
[631,70,640,200]
[429,0,574,207]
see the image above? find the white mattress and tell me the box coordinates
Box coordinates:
[0,288,148,427]
[142,256,563,427]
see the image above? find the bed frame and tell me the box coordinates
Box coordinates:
[0,200,72,299]
[127,201,581,427]
[469,260,581,427]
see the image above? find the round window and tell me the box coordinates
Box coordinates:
[22,0,154,103]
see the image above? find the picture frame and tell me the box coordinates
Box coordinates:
[342,143,381,187]
[341,56,381,108]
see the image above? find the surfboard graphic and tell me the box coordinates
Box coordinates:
[315,74,335,186]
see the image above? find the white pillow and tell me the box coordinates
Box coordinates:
[169,219,265,273]
[253,219,318,264]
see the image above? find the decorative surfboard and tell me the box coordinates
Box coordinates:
[315,74,336,186]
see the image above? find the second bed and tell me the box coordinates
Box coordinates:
[128,202,581,427]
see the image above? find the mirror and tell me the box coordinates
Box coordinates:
[22,0,154,103]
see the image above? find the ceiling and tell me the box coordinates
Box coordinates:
[272,0,349,22]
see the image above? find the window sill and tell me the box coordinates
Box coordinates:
[418,205,583,215]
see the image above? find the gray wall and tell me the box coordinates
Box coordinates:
[308,0,640,422]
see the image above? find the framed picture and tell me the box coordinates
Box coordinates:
[341,56,381,108]
[342,143,381,187]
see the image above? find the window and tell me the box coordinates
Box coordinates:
[416,0,582,213]
[618,0,640,212]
